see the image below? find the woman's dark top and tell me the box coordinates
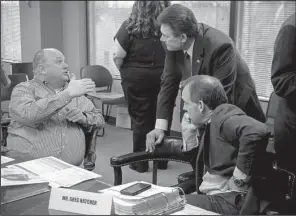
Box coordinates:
[114,20,166,69]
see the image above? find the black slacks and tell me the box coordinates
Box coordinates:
[121,67,167,169]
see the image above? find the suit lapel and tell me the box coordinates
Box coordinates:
[192,24,206,76]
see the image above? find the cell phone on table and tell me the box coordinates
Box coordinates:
[120,182,152,196]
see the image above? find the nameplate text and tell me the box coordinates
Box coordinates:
[48,187,112,215]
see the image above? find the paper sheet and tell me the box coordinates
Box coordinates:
[1,156,14,164]
[171,204,219,215]
[8,156,101,188]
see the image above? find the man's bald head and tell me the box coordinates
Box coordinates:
[33,48,63,72]
[32,48,69,87]
[182,75,228,110]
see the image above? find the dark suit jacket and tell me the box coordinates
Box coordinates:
[157,23,266,123]
[271,13,296,170]
[201,104,269,177]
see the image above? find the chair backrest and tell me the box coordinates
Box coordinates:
[11,62,34,80]
[1,74,28,102]
[265,91,280,135]
[80,65,113,91]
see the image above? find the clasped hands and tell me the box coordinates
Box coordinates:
[65,107,86,125]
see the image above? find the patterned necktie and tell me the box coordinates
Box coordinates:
[183,52,192,81]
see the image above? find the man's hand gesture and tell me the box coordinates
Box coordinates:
[65,107,86,124]
[65,78,95,98]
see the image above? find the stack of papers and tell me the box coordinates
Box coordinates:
[1,166,48,186]
[100,181,185,215]
[1,166,50,204]
[7,156,101,188]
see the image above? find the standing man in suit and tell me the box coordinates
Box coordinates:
[271,13,296,173]
[146,4,265,147]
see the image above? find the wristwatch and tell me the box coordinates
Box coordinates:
[233,177,247,187]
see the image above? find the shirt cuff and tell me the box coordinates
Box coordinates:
[233,166,251,182]
[155,119,168,131]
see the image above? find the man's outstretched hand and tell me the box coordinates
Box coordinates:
[65,78,95,98]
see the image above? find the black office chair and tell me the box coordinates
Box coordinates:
[11,62,34,80]
[83,125,99,171]
[80,65,127,136]
[110,137,196,193]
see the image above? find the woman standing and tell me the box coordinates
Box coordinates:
[113,1,170,173]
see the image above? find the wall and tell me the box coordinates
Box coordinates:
[18,1,86,78]
[40,1,63,52]
[62,1,87,78]
[19,1,41,62]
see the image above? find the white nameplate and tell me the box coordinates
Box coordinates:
[48,187,113,215]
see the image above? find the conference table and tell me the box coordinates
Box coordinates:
[0,149,111,215]
[1,148,206,215]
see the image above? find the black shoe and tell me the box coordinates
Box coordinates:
[157,161,168,170]
[129,162,149,173]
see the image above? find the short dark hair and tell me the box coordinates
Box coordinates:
[157,4,199,37]
[183,75,228,110]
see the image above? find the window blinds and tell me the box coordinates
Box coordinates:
[1,1,21,61]
[237,1,295,99]
[87,1,230,76]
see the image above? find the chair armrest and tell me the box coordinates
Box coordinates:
[110,136,195,186]
[110,136,191,167]
[110,151,192,167]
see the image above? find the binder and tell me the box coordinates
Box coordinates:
[112,187,186,215]
[1,182,49,205]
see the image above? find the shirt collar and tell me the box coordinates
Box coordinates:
[32,77,67,93]
[184,38,195,57]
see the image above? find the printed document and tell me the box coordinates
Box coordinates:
[8,156,101,188]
